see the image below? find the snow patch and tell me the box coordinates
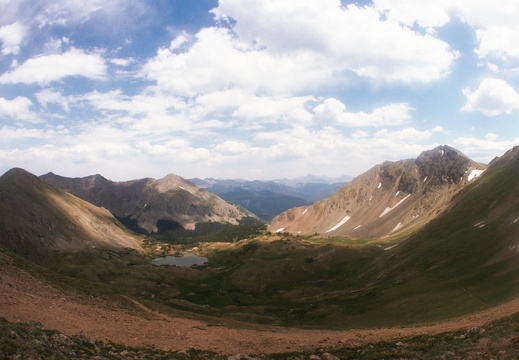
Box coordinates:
[513,218,519,224]
[302,209,308,215]
[384,244,399,251]
[473,221,485,228]
[439,149,444,157]
[326,215,351,232]
[275,227,285,233]
[468,169,484,182]
[179,186,185,190]
[369,196,373,201]
[423,176,428,182]
[354,225,362,230]
[395,191,400,197]
[392,222,403,232]
[379,194,411,217]
[377,182,382,189]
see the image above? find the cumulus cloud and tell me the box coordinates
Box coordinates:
[373,0,519,71]
[142,27,329,96]
[374,127,441,142]
[0,96,36,121]
[462,78,519,116]
[314,98,413,127]
[142,0,457,98]
[212,0,457,84]
[36,89,70,112]
[213,140,251,155]
[0,48,107,85]
[0,22,26,55]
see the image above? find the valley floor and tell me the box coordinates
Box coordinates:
[2,261,519,355]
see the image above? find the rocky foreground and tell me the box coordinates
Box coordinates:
[2,316,519,360]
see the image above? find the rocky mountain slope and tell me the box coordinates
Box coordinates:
[268,145,487,238]
[192,177,348,221]
[0,168,142,259]
[40,172,257,235]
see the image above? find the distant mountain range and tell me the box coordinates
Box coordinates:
[269,145,487,238]
[191,175,351,221]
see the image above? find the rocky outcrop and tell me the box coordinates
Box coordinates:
[268,146,487,238]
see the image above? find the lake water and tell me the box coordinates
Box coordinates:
[152,253,208,267]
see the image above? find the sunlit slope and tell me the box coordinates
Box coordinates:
[269,145,486,238]
[0,168,142,260]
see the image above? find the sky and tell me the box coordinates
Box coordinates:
[1,0,519,181]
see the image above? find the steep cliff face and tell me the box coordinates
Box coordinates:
[0,168,142,259]
[268,146,486,238]
[41,172,257,234]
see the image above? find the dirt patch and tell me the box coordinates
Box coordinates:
[2,265,519,355]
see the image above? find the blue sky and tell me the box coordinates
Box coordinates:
[1,0,519,181]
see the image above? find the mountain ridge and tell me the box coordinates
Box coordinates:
[268,145,487,238]
[40,171,258,235]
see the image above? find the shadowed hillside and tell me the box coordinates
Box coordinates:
[0,168,142,260]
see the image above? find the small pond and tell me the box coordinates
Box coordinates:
[152,253,208,267]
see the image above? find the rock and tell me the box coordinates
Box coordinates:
[228,355,253,360]
[465,327,486,338]
[320,353,340,360]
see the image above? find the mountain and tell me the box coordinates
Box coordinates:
[191,177,349,221]
[40,172,258,235]
[268,145,487,238]
[0,168,142,259]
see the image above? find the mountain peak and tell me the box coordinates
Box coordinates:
[0,168,45,190]
[269,145,486,238]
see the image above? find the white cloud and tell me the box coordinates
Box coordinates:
[373,0,452,29]
[314,98,414,127]
[453,135,519,163]
[372,0,519,71]
[36,89,70,112]
[194,88,314,127]
[109,57,134,66]
[462,78,519,116]
[213,140,251,155]
[211,0,457,84]
[0,96,36,121]
[485,133,499,141]
[374,127,440,142]
[141,1,457,98]
[142,27,329,96]
[0,22,26,55]
[0,48,107,85]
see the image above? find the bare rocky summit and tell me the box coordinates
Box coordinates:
[268,145,486,238]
